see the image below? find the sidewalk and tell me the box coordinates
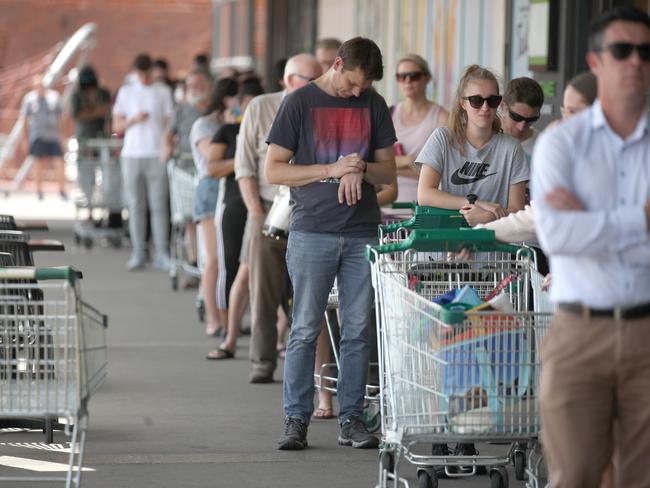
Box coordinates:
[0,218,526,487]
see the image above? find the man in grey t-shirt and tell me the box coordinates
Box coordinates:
[20,75,67,200]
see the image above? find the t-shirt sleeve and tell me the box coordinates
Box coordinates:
[54,93,63,115]
[266,94,301,152]
[212,124,229,145]
[508,140,530,185]
[415,127,447,174]
[19,94,30,118]
[234,99,260,180]
[190,117,218,149]
[372,95,397,150]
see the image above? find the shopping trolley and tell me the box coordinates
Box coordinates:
[0,266,108,487]
[368,229,551,488]
[167,155,201,293]
[72,138,125,249]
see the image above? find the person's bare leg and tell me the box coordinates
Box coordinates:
[199,218,221,335]
[276,305,289,354]
[313,321,334,418]
[211,263,249,357]
[34,157,45,198]
[185,222,198,264]
[54,156,66,196]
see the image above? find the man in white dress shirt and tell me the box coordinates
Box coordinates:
[532,7,650,487]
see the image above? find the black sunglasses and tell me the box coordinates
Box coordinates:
[396,71,424,82]
[462,94,502,109]
[598,42,650,61]
[508,109,540,124]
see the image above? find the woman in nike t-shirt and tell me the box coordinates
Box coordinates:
[416,64,528,226]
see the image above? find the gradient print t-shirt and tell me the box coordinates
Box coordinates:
[266,83,396,235]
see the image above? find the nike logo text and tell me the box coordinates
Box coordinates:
[450,161,497,185]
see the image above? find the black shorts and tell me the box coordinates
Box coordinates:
[29,139,63,158]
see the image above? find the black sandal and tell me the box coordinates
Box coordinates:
[206,346,235,360]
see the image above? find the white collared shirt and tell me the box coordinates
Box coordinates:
[532,100,650,308]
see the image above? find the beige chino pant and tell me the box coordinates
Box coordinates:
[540,310,650,488]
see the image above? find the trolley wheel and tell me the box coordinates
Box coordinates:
[379,450,395,474]
[171,275,179,291]
[83,237,93,249]
[513,450,526,480]
[197,300,205,323]
[44,417,54,444]
[417,468,438,488]
[489,466,509,488]
[108,236,122,249]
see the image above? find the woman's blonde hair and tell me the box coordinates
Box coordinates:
[396,53,431,78]
[448,64,502,154]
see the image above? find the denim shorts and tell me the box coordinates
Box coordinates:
[193,177,219,222]
[29,139,63,157]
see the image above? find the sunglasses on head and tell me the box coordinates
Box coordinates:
[462,94,502,109]
[396,71,424,82]
[508,109,540,124]
[598,42,650,61]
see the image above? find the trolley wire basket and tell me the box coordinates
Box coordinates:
[368,229,551,488]
[0,267,108,488]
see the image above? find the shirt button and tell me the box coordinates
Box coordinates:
[620,198,626,204]
[620,171,626,177]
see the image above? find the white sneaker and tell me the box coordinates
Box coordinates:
[152,254,171,271]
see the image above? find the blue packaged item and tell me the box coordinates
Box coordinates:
[432,288,457,305]
[452,285,483,308]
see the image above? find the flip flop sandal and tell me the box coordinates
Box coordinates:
[206,346,235,360]
[312,407,335,419]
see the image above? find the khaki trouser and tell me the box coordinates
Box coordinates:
[540,310,650,488]
[247,213,288,377]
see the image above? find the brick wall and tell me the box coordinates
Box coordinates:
[0,0,212,130]
[0,0,212,176]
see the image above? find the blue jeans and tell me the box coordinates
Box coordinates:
[284,231,377,424]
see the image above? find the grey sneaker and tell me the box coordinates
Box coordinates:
[278,417,308,450]
[338,416,379,448]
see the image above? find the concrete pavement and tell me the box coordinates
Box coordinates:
[0,214,530,487]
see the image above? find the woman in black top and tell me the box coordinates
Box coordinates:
[206,78,264,360]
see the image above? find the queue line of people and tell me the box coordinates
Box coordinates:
[63,10,650,486]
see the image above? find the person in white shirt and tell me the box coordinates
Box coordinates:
[113,53,174,271]
[532,7,650,487]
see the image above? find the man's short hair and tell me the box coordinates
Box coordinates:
[316,38,342,52]
[504,77,544,109]
[338,37,383,81]
[153,58,169,71]
[588,7,650,52]
[133,53,152,72]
